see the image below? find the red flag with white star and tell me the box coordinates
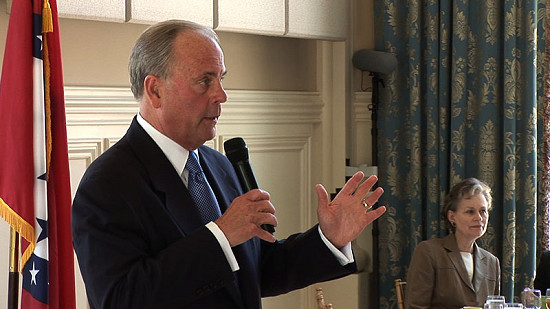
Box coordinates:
[0,0,75,308]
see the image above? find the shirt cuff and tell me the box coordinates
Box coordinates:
[206,222,240,272]
[318,225,355,266]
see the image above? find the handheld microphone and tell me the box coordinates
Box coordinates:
[224,137,275,234]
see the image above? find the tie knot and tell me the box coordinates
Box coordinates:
[186,151,202,175]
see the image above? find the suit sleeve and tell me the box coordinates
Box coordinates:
[405,242,435,309]
[534,251,550,292]
[72,175,235,309]
[259,225,357,297]
[494,256,501,295]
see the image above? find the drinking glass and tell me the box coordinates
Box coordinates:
[545,289,550,309]
[485,297,506,309]
[504,303,524,308]
[521,288,541,309]
[487,296,506,304]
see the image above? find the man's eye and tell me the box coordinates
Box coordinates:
[200,78,212,86]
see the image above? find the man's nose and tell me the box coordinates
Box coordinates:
[212,80,227,104]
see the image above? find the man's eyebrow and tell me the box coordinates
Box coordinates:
[204,71,227,77]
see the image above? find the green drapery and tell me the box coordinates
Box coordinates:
[372,0,549,307]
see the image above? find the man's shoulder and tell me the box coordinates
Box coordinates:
[92,133,133,163]
[199,144,231,165]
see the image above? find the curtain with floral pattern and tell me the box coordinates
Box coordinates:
[372,0,549,307]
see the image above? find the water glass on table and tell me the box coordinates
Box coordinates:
[504,303,524,308]
[521,288,541,309]
[485,295,506,309]
[545,289,550,309]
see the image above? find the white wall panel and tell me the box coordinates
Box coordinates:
[287,0,349,40]
[57,0,126,22]
[216,0,285,36]
[128,0,214,27]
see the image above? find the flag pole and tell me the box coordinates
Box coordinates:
[8,227,19,309]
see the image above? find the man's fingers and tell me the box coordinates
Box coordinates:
[257,211,278,227]
[315,184,329,207]
[336,172,364,196]
[361,187,384,209]
[365,205,386,223]
[245,188,271,201]
[256,228,276,243]
[354,175,379,200]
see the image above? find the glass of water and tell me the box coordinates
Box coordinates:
[504,303,524,308]
[485,296,506,309]
[521,288,541,309]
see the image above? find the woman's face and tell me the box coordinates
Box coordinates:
[447,193,489,242]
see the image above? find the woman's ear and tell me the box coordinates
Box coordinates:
[143,75,162,108]
[447,210,455,225]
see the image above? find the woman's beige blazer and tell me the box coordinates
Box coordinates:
[405,234,500,309]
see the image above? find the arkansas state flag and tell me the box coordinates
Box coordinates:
[0,0,76,308]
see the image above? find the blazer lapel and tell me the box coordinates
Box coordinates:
[200,146,266,309]
[125,119,252,308]
[472,243,488,292]
[126,118,204,234]
[198,146,242,214]
[444,234,475,292]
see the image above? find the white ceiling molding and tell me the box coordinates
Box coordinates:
[215,0,285,36]
[57,0,126,23]
[286,0,348,40]
[127,0,214,27]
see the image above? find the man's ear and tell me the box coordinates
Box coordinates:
[143,75,162,108]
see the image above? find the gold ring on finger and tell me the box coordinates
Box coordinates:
[362,200,372,210]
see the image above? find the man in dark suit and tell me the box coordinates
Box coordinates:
[535,251,550,294]
[72,19,386,309]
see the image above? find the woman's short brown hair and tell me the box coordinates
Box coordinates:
[441,178,492,232]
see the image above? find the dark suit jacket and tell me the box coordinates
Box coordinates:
[405,234,500,309]
[534,251,550,294]
[72,117,355,309]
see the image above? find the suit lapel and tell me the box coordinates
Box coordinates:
[199,146,255,308]
[200,146,265,308]
[444,234,475,292]
[125,118,204,234]
[198,146,242,214]
[126,121,255,308]
[472,243,487,292]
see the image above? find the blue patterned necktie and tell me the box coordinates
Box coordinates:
[185,151,222,223]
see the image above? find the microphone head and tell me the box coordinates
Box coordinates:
[224,137,249,163]
[352,49,397,75]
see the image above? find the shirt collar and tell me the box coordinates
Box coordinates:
[136,113,192,177]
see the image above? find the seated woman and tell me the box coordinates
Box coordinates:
[405,178,501,308]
